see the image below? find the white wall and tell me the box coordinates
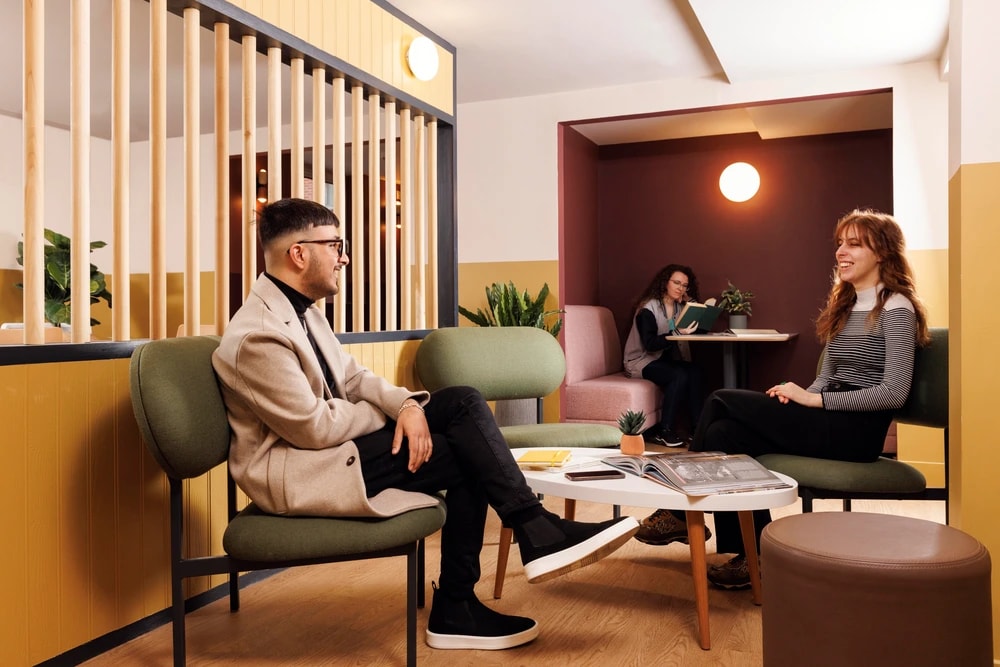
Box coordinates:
[456,61,948,263]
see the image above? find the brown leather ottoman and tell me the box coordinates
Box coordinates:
[761,512,992,667]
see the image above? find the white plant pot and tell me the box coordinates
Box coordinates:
[728,314,748,330]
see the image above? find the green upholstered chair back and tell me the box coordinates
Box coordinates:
[130,336,231,480]
[416,326,566,401]
[896,327,948,429]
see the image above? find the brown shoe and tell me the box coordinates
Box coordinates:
[634,509,711,546]
[707,555,751,590]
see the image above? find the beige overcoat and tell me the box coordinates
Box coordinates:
[212,274,436,517]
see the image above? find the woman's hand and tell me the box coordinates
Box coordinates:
[677,321,698,335]
[765,381,823,408]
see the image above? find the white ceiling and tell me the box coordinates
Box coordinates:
[390,0,949,143]
[0,0,949,145]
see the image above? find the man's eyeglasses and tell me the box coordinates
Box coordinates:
[669,279,689,290]
[288,238,350,257]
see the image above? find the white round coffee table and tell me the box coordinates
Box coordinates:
[512,447,799,650]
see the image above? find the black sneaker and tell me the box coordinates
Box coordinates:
[426,583,539,650]
[516,512,639,583]
[634,508,712,546]
[652,428,685,447]
[707,554,752,590]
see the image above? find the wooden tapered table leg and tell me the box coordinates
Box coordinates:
[685,510,711,650]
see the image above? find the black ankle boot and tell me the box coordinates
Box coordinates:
[515,512,639,583]
[426,583,538,650]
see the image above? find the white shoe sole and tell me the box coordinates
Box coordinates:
[426,621,539,650]
[524,517,639,584]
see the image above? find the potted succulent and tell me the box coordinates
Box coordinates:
[15,228,113,326]
[718,281,753,329]
[617,409,647,456]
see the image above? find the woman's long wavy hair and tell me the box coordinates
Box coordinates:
[633,264,700,312]
[815,209,929,346]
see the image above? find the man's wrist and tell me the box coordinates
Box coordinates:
[397,401,424,419]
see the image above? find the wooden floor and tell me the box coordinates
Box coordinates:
[82,498,944,667]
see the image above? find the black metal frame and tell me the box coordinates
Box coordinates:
[166,476,426,667]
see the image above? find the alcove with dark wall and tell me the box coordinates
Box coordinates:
[560,127,893,394]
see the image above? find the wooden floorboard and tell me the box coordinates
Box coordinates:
[81,498,944,666]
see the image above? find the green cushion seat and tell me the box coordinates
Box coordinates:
[223,502,448,562]
[758,453,927,495]
[500,423,621,449]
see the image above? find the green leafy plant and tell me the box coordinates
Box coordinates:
[718,281,754,316]
[617,409,647,435]
[15,228,113,326]
[458,281,563,337]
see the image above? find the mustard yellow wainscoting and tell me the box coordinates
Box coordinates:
[0,337,422,665]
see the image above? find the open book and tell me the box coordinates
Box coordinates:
[602,451,791,496]
[675,301,723,332]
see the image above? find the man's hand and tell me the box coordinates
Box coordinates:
[393,403,433,472]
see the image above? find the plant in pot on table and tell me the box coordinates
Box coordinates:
[617,409,647,456]
[718,281,753,330]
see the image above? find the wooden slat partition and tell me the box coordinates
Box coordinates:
[312,68,326,206]
[267,47,281,203]
[331,77,347,331]
[241,34,257,299]
[112,0,130,341]
[384,101,398,331]
[414,114,426,329]
[290,57,304,198]
[312,68,326,313]
[183,7,200,336]
[22,0,45,345]
[427,120,439,327]
[149,0,167,339]
[399,107,412,329]
[71,0,91,343]
[214,22,230,334]
[351,85,365,331]
[13,0,453,343]
[368,93,381,331]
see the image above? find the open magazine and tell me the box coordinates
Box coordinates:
[602,451,791,496]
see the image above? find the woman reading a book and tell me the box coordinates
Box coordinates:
[633,210,930,589]
[623,264,705,454]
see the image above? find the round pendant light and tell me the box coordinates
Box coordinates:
[406,36,439,82]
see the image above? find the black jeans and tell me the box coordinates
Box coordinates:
[354,385,540,598]
[641,356,703,433]
[690,389,893,555]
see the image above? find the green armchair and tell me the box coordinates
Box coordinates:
[130,336,446,666]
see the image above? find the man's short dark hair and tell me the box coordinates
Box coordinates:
[257,198,340,249]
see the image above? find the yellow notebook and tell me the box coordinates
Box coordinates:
[517,449,573,469]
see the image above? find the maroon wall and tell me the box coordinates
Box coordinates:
[564,129,893,393]
[559,125,602,305]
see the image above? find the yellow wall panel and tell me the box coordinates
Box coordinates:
[26,364,63,663]
[0,365,28,665]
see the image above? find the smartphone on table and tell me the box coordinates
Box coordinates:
[564,469,626,481]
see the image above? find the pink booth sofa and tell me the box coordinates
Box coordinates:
[562,305,663,427]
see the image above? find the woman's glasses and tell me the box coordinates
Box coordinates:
[669,279,689,290]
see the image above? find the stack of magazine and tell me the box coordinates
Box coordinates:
[602,451,791,496]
